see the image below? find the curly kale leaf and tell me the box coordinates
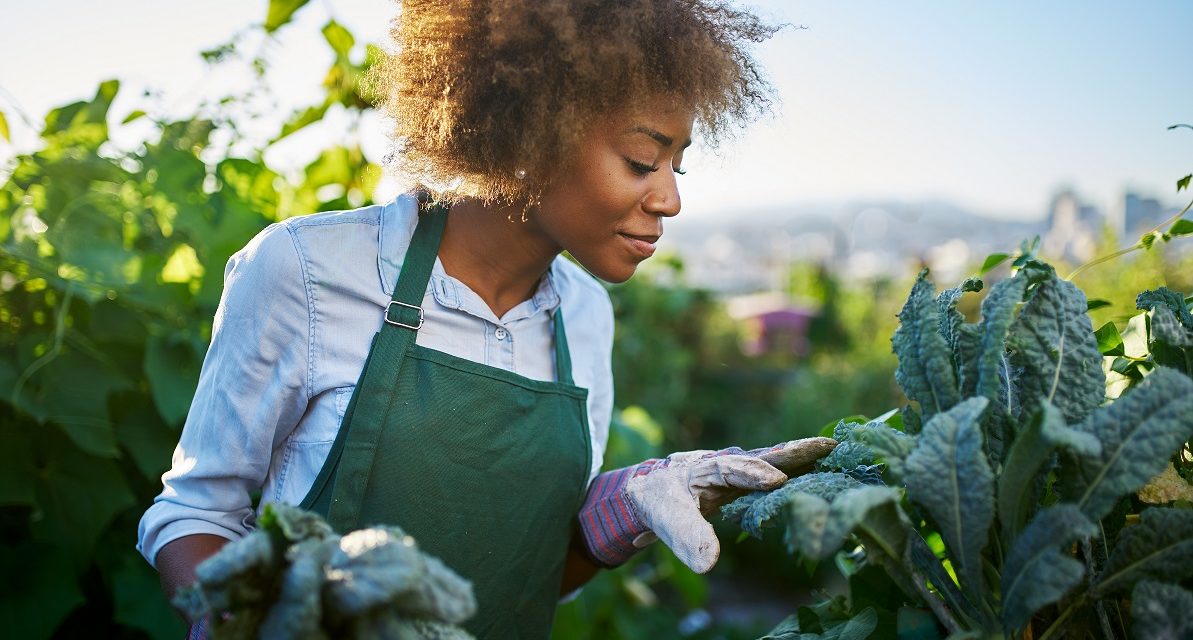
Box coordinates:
[904,397,993,604]
[258,538,334,640]
[1000,505,1097,633]
[1060,367,1193,520]
[1093,507,1193,597]
[997,401,1101,538]
[191,531,280,614]
[782,486,903,560]
[1131,581,1193,640]
[1149,307,1193,376]
[324,527,477,625]
[261,502,337,544]
[818,419,912,483]
[893,271,960,420]
[1136,287,1193,328]
[177,505,477,639]
[1007,274,1105,425]
[936,276,983,357]
[723,472,863,539]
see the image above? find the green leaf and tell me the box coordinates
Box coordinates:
[1177,174,1192,192]
[0,405,37,505]
[1140,230,1163,249]
[265,0,309,32]
[782,486,903,560]
[1061,368,1193,520]
[144,334,201,427]
[998,402,1101,538]
[110,391,180,479]
[0,110,9,142]
[1007,274,1105,424]
[1093,508,1193,596]
[121,109,147,124]
[1131,581,1193,640]
[1094,321,1124,356]
[322,20,355,59]
[1000,505,1097,633]
[893,271,960,419]
[904,397,993,603]
[30,425,135,567]
[0,542,85,640]
[1169,218,1193,237]
[304,146,353,188]
[18,352,128,458]
[275,103,330,142]
[1085,298,1111,311]
[979,253,1009,275]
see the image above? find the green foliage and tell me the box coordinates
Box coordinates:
[724,262,1193,639]
[760,604,878,640]
[176,503,477,639]
[0,6,384,637]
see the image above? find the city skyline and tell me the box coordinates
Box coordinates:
[2,1,1190,222]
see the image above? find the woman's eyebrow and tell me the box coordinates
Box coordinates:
[627,125,693,149]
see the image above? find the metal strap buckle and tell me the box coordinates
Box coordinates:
[385,301,424,330]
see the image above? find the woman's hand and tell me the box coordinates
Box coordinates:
[577,437,837,573]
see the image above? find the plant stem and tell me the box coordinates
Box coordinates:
[1066,195,1193,281]
[907,572,964,636]
[1038,599,1083,640]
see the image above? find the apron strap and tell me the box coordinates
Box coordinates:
[552,308,575,386]
[327,202,448,529]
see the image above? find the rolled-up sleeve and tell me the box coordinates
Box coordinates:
[137,222,311,567]
[585,291,615,485]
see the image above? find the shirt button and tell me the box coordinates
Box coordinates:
[494,327,508,340]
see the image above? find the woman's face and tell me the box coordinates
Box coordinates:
[533,101,694,283]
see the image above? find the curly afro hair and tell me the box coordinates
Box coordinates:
[367,0,779,203]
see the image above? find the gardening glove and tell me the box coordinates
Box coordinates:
[577,437,837,574]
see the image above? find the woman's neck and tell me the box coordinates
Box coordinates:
[437,198,561,319]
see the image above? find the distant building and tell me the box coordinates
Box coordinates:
[726,292,818,357]
[1043,190,1101,264]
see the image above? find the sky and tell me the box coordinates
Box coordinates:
[2,0,1191,222]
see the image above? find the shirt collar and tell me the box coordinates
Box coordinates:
[378,194,562,323]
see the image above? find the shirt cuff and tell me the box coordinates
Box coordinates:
[576,459,665,567]
[137,515,246,569]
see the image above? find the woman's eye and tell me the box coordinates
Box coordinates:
[674,167,687,176]
[626,159,659,176]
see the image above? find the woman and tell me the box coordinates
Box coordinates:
[138,1,835,637]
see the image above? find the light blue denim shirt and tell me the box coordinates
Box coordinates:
[137,194,614,567]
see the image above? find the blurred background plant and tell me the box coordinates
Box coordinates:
[1,2,1191,639]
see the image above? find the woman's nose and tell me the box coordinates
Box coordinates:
[642,172,681,217]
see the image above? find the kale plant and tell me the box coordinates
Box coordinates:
[174,504,477,639]
[724,265,1193,639]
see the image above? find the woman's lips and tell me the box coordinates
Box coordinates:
[620,233,659,258]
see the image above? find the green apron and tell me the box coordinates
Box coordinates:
[301,203,593,639]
